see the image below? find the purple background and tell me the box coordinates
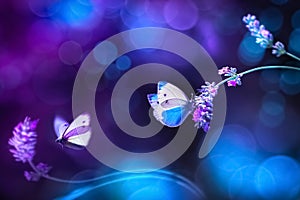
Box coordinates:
[1,0,300,199]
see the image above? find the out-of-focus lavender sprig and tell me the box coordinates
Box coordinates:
[193,82,218,132]
[8,117,38,163]
[243,14,288,58]
[9,117,52,182]
[218,66,242,87]
[272,41,286,57]
[24,163,52,182]
[8,117,112,184]
[243,14,273,48]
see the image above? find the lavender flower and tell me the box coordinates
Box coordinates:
[9,117,52,182]
[272,41,286,57]
[35,162,52,174]
[24,171,40,182]
[243,14,273,48]
[8,117,39,163]
[243,14,288,58]
[218,66,242,87]
[193,82,218,132]
[219,66,237,77]
[24,163,52,182]
[227,77,242,87]
[198,81,218,97]
[218,66,230,75]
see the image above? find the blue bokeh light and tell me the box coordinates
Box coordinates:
[104,64,121,80]
[291,10,300,29]
[260,7,283,32]
[289,29,300,54]
[211,125,257,156]
[238,34,265,66]
[120,8,156,29]
[262,91,285,116]
[255,155,300,199]
[163,0,198,31]
[258,108,285,128]
[50,0,100,27]
[203,125,260,197]
[145,0,167,24]
[259,91,285,128]
[28,0,59,17]
[228,165,261,199]
[116,55,132,71]
[56,171,205,200]
[123,178,173,200]
[124,0,147,17]
[214,9,242,36]
[259,70,281,91]
[128,186,171,200]
[129,30,165,48]
[93,41,118,65]
[280,70,300,95]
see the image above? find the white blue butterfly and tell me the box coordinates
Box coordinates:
[54,113,91,150]
[147,81,194,127]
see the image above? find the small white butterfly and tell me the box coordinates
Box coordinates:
[54,113,91,150]
[147,81,194,127]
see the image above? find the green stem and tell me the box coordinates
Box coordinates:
[216,65,300,87]
[286,52,300,62]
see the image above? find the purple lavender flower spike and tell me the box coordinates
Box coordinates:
[227,74,242,87]
[227,78,241,87]
[193,82,218,132]
[36,162,52,175]
[223,67,237,77]
[243,14,273,48]
[8,117,39,163]
[9,117,52,182]
[24,171,40,182]
[23,163,52,182]
[218,66,230,75]
[272,41,286,57]
[219,66,242,87]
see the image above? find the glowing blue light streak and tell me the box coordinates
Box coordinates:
[55,170,205,200]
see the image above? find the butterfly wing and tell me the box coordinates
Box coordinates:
[53,116,69,138]
[63,113,90,135]
[62,113,91,148]
[160,98,188,109]
[147,82,193,127]
[63,126,91,147]
[147,93,159,109]
[162,101,194,127]
[147,93,168,123]
[157,81,189,103]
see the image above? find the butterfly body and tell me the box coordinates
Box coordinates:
[54,113,91,150]
[147,81,194,127]
[56,137,85,150]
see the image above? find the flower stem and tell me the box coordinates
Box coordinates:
[216,65,300,87]
[28,160,122,184]
[286,52,300,62]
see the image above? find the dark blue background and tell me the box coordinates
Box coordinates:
[1,0,300,199]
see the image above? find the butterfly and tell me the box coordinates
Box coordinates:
[147,81,194,127]
[54,113,92,150]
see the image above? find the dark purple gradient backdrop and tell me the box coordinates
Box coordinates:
[1,0,300,199]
